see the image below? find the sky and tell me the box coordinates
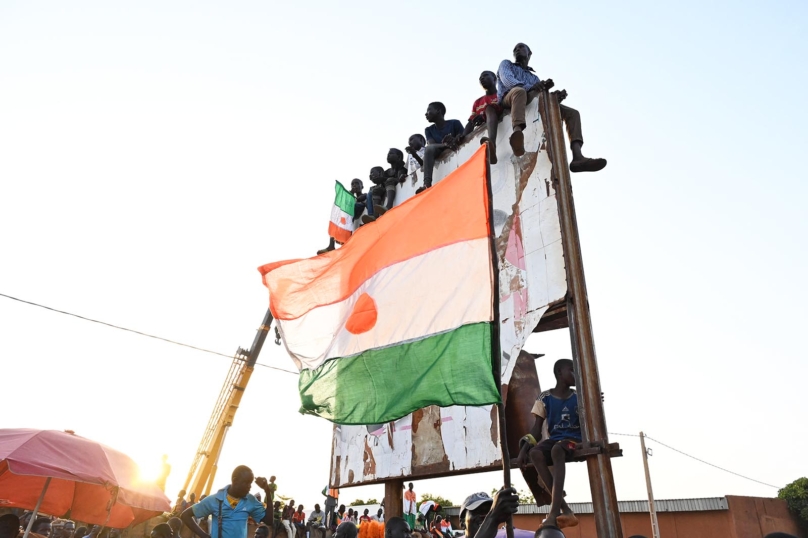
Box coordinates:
[1,0,807,516]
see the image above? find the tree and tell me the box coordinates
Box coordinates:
[778,477,808,531]
[365,498,379,505]
[419,494,453,509]
[349,499,366,506]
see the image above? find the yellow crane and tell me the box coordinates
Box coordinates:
[182,309,273,498]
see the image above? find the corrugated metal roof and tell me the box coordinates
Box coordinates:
[444,497,727,516]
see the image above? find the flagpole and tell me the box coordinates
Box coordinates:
[483,141,514,538]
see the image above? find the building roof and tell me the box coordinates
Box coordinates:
[444,497,728,516]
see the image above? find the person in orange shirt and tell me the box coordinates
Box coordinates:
[292,505,306,537]
[403,483,417,530]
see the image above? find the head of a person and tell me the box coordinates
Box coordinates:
[459,492,493,538]
[74,528,87,538]
[425,102,446,123]
[289,500,296,508]
[347,509,354,517]
[338,504,346,513]
[274,502,282,510]
[434,516,442,526]
[408,483,414,491]
[32,518,52,538]
[369,166,385,182]
[255,492,262,502]
[513,43,532,63]
[167,518,182,535]
[297,505,304,512]
[479,71,497,91]
[351,178,363,194]
[62,521,76,538]
[189,492,196,503]
[334,523,357,538]
[254,526,270,538]
[151,524,173,538]
[377,509,383,517]
[553,359,575,386]
[0,514,20,538]
[384,517,412,538]
[387,148,404,165]
[270,476,276,483]
[363,509,369,516]
[534,527,565,538]
[408,134,426,152]
[178,489,186,499]
[230,465,254,498]
[315,504,321,512]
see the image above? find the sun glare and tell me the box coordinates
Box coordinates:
[133,452,164,484]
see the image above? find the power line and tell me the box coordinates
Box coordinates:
[609,432,781,489]
[0,292,299,375]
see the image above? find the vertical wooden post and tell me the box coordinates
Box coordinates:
[385,479,404,519]
[640,432,661,538]
[539,91,623,538]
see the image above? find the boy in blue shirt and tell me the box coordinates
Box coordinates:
[418,102,464,193]
[517,359,581,530]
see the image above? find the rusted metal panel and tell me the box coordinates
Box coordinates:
[330,97,566,487]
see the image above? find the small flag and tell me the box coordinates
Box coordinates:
[259,146,499,425]
[328,181,355,244]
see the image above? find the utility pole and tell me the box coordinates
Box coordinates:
[640,432,661,538]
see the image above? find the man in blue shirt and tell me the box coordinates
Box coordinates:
[419,102,464,192]
[498,42,606,174]
[516,359,582,531]
[182,465,274,538]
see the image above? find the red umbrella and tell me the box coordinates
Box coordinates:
[0,429,171,531]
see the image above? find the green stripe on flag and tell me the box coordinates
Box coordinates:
[334,181,355,216]
[297,322,500,425]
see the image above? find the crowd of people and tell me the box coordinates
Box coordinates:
[318,41,607,254]
[1,461,801,538]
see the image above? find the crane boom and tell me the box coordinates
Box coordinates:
[183,309,273,498]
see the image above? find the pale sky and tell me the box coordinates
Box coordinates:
[1,0,806,516]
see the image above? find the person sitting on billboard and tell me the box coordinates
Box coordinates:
[516,359,582,530]
[497,42,606,174]
[405,135,426,174]
[458,71,503,164]
[417,102,464,193]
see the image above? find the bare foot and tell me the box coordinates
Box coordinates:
[509,130,525,156]
[556,514,579,529]
[480,137,498,164]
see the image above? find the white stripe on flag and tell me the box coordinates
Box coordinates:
[330,204,353,232]
[279,238,493,370]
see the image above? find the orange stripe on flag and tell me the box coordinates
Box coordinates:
[328,222,352,244]
[259,145,490,321]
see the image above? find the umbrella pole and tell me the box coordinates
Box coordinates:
[22,477,52,538]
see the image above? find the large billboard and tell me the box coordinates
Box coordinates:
[330,97,567,487]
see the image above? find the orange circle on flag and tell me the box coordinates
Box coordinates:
[345,292,378,335]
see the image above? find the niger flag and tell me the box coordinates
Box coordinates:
[258,146,500,425]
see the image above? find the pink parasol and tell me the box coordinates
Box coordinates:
[0,429,171,531]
